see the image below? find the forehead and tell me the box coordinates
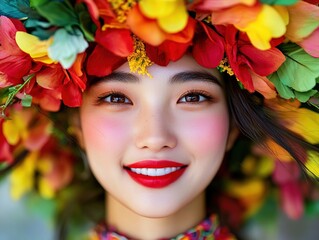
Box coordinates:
[117,54,222,82]
[87,55,224,88]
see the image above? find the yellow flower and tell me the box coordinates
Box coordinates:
[226,179,267,217]
[10,151,38,200]
[236,5,289,50]
[2,108,52,149]
[15,31,55,64]
[305,151,319,178]
[241,155,274,177]
[139,0,188,33]
[37,156,56,198]
[3,110,30,145]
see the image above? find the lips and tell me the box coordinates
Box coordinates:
[124,160,187,188]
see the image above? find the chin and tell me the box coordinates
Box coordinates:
[129,203,185,219]
[124,192,193,219]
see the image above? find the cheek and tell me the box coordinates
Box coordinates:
[81,115,130,155]
[181,111,229,154]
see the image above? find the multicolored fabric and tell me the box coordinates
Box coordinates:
[90,214,236,240]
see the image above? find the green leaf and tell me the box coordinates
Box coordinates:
[268,73,295,99]
[260,0,298,5]
[280,43,319,91]
[0,0,30,19]
[48,28,88,69]
[269,43,319,101]
[295,89,318,103]
[31,0,78,27]
[75,3,96,42]
[21,94,33,107]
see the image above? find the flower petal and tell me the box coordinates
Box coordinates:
[139,0,177,18]
[237,5,288,50]
[195,0,256,11]
[86,44,126,77]
[126,5,166,45]
[211,4,261,28]
[286,1,319,42]
[298,27,319,57]
[48,28,88,69]
[15,31,55,64]
[157,1,188,33]
[192,23,224,68]
[280,182,304,219]
[145,40,190,66]
[95,28,133,57]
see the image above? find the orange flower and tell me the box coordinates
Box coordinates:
[126,5,195,46]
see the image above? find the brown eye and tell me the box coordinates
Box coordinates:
[178,92,211,103]
[102,93,132,104]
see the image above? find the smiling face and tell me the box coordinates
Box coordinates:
[80,55,233,218]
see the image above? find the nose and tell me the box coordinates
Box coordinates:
[134,105,177,152]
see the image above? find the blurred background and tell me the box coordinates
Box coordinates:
[1,172,319,240]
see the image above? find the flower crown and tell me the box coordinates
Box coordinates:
[1,0,319,113]
[1,0,319,235]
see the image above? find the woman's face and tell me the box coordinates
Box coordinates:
[80,55,233,217]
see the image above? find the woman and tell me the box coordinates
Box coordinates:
[1,1,319,239]
[80,55,238,239]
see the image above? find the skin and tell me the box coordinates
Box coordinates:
[79,55,237,239]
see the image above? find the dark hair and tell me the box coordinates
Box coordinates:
[224,74,319,175]
[205,74,319,238]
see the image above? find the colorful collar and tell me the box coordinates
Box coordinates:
[90,214,236,240]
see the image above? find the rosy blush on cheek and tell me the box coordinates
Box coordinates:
[183,114,229,153]
[82,116,130,152]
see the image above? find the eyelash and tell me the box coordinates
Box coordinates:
[96,91,132,105]
[178,90,213,104]
[96,90,213,105]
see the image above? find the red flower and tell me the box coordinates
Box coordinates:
[145,38,192,66]
[217,25,285,92]
[192,22,225,69]
[27,54,87,108]
[0,16,32,86]
[86,44,126,77]
[82,0,134,76]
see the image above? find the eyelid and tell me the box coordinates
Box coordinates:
[95,90,133,105]
[177,90,213,103]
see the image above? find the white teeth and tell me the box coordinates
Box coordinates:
[130,167,181,176]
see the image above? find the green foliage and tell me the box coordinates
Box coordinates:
[268,43,319,102]
[25,193,57,224]
[30,0,78,27]
[75,3,96,42]
[0,74,34,117]
[260,0,298,5]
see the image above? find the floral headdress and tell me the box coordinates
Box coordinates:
[1,0,319,237]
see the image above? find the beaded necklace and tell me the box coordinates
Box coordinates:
[91,214,236,240]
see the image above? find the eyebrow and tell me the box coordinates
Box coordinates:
[89,72,139,86]
[89,71,221,87]
[169,71,221,86]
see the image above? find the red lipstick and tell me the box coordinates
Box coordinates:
[125,160,187,188]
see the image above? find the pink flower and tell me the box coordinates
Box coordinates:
[273,160,304,219]
[286,1,319,57]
